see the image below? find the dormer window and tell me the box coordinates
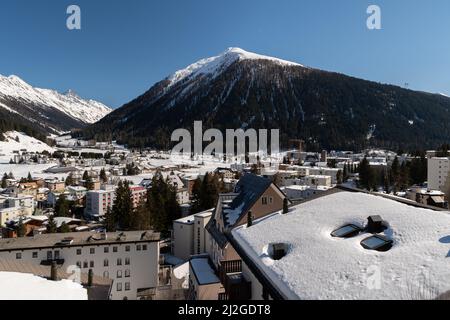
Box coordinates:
[331,224,362,238]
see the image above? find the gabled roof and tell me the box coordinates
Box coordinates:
[222,174,272,227]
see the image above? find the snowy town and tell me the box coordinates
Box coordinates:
[1,131,450,300]
[2,0,450,306]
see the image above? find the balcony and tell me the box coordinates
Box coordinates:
[218,260,251,300]
[40,259,65,266]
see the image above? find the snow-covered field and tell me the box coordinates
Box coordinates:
[0,272,87,300]
[233,191,450,300]
[0,131,55,161]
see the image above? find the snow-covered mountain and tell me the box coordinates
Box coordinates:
[0,74,111,134]
[86,47,450,151]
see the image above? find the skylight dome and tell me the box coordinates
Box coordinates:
[331,224,362,238]
[360,235,393,252]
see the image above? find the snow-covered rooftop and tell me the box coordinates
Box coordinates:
[232,191,450,300]
[0,272,87,300]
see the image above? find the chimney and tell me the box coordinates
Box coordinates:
[50,261,58,281]
[100,230,107,240]
[367,215,385,234]
[247,211,253,228]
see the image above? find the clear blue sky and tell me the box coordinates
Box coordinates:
[1,0,449,108]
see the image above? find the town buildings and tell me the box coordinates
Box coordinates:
[0,230,160,300]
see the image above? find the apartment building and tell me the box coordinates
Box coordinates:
[85,187,116,218]
[172,209,213,261]
[130,185,147,207]
[427,151,450,192]
[0,195,35,226]
[0,230,160,300]
[186,174,288,300]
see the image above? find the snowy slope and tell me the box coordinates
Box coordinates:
[0,131,55,157]
[167,47,302,89]
[0,74,111,124]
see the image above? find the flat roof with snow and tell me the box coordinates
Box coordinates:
[231,190,450,300]
[189,258,220,285]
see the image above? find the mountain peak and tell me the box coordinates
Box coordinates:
[167,47,303,88]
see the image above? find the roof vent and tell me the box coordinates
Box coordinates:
[367,215,387,234]
[268,243,289,260]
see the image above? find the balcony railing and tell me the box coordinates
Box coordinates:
[218,260,251,300]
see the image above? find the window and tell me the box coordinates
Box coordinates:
[103,271,109,278]
[125,246,130,252]
[47,251,53,260]
[32,252,38,259]
[117,270,123,278]
[136,245,141,251]
[104,247,109,253]
[76,249,82,255]
[269,197,273,204]
[125,269,130,278]
[76,261,81,268]
[142,245,147,251]
[262,197,268,205]
[16,252,22,260]
[125,282,130,291]
[90,248,95,254]
[90,261,95,268]
[83,261,88,268]
[117,283,122,291]
[113,247,118,253]
[117,258,122,266]
[54,251,60,259]
[125,257,130,265]
[104,259,109,267]
[331,224,362,238]
[360,235,393,252]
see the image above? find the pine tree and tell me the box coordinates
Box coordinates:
[104,206,116,232]
[283,198,289,214]
[390,156,400,192]
[112,180,133,230]
[65,173,74,186]
[47,216,58,234]
[16,218,27,237]
[7,172,14,179]
[190,177,203,214]
[59,222,71,233]
[27,172,33,182]
[358,157,375,191]
[1,173,7,188]
[100,168,108,183]
[82,170,89,181]
[85,177,95,190]
[336,170,343,185]
[55,194,70,217]
[343,165,349,182]
[147,175,181,236]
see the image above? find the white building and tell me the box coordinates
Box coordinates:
[0,230,160,300]
[303,175,332,188]
[0,195,35,226]
[427,152,450,192]
[172,209,213,261]
[85,187,116,218]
